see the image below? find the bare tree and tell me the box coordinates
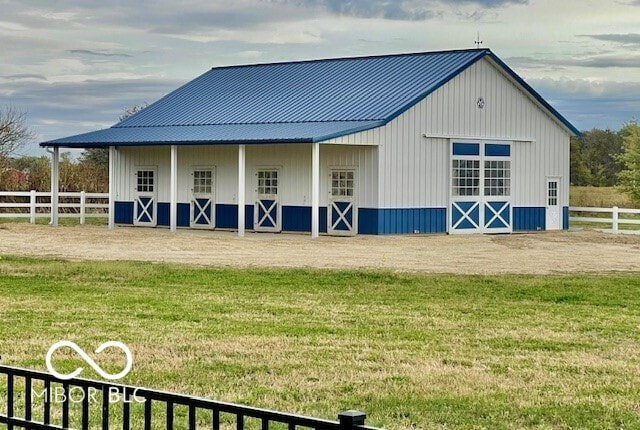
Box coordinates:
[119,103,148,122]
[0,106,35,157]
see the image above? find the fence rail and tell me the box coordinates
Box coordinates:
[0,191,108,224]
[0,365,380,430]
[570,206,640,233]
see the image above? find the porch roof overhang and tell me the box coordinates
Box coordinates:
[40,120,384,148]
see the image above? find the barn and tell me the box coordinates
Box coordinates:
[41,48,579,237]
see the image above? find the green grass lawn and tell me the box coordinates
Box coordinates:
[1,257,640,429]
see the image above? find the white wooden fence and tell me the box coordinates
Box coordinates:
[0,191,109,224]
[570,206,640,234]
[2,193,639,233]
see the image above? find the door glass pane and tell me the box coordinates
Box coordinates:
[137,170,154,192]
[258,170,279,195]
[451,159,480,196]
[483,160,510,196]
[193,170,213,194]
[548,181,558,206]
[332,171,355,197]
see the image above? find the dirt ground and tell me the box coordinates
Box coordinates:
[0,223,639,274]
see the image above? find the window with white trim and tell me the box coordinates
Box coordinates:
[193,170,213,194]
[136,170,154,193]
[331,171,354,197]
[548,181,558,206]
[258,170,278,195]
[484,160,511,196]
[452,159,480,196]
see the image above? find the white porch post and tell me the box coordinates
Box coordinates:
[108,146,116,229]
[50,147,59,226]
[311,142,320,238]
[170,145,178,233]
[238,144,246,237]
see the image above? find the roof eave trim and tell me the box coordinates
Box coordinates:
[40,137,316,149]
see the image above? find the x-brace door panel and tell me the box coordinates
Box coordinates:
[134,168,157,227]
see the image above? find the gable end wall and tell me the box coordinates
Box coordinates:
[323,57,571,211]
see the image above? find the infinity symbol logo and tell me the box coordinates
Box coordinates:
[46,341,133,381]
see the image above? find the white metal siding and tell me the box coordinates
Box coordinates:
[114,144,377,208]
[324,57,571,210]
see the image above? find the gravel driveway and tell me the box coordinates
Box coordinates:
[1,223,639,274]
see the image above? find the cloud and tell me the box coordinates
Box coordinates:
[68,50,133,58]
[149,7,304,33]
[273,0,438,20]
[529,77,640,130]
[445,0,528,6]
[0,76,182,150]
[268,0,527,21]
[532,78,640,100]
[0,20,29,31]
[507,53,640,69]
[579,33,640,46]
[2,74,48,81]
[576,55,640,68]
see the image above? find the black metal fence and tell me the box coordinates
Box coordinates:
[0,365,380,430]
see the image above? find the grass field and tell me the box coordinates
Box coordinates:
[1,257,640,429]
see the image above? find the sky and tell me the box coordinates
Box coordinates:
[1,0,639,156]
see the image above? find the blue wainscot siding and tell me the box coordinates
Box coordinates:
[513,207,545,231]
[115,201,191,226]
[114,201,134,224]
[115,202,449,235]
[157,203,190,227]
[216,204,254,229]
[282,206,328,233]
[359,208,447,235]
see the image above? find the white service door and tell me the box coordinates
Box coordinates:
[328,170,357,236]
[133,168,157,227]
[254,169,281,232]
[190,168,215,229]
[546,178,561,230]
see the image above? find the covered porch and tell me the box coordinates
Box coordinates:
[46,141,377,237]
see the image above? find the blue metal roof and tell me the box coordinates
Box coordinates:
[41,49,579,148]
[44,121,384,148]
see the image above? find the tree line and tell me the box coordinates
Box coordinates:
[1,105,640,203]
[571,121,640,202]
[0,105,148,193]
[0,153,108,193]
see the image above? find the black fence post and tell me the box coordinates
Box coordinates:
[338,410,366,429]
